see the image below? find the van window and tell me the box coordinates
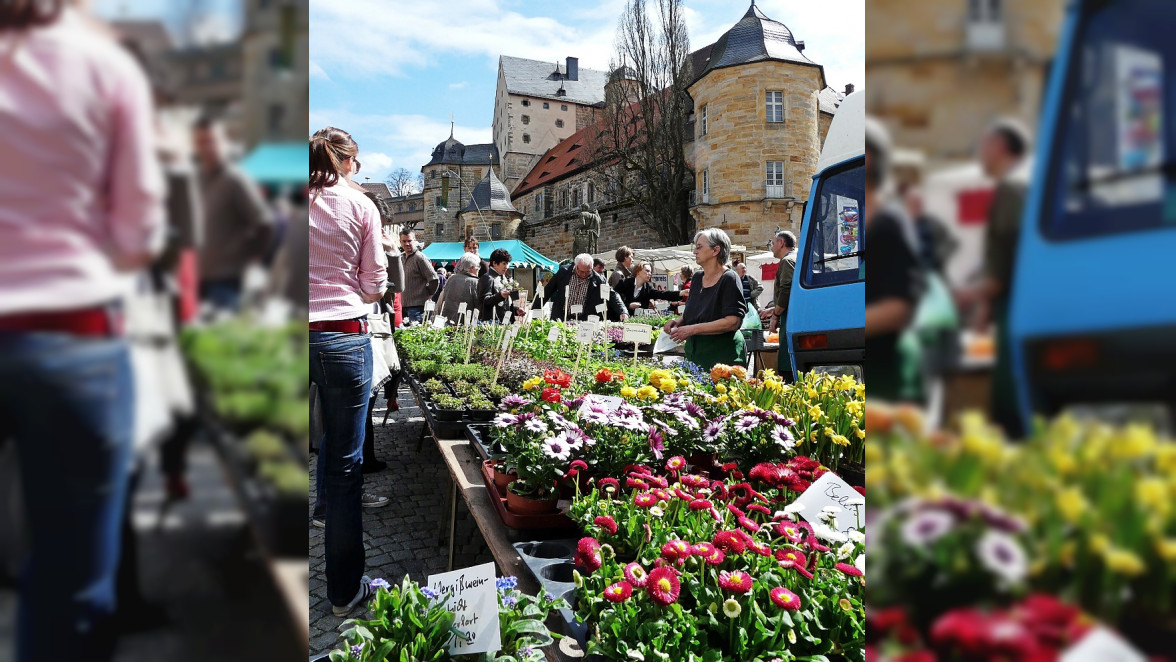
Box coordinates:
[802,160,864,288]
[1044,0,1172,239]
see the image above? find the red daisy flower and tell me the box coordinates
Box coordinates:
[717,570,753,594]
[713,531,746,555]
[541,387,562,403]
[575,537,602,572]
[623,562,648,588]
[727,504,746,518]
[649,476,670,489]
[775,549,807,570]
[688,499,713,511]
[660,539,691,563]
[691,542,716,557]
[626,477,649,490]
[653,489,671,503]
[738,516,761,533]
[835,562,864,578]
[567,460,588,476]
[807,536,831,553]
[794,565,815,580]
[681,474,708,489]
[747,504,772,516]
[665,456,686,472]
[720,462,739,473]
[703,547,726,566]
[778,522,805,543]
[749,463,785,485]
[673,488,694,502]
[748,541,772,557]
[594,515,618,535]
[597,477,620,493]
[645,566,681,606]
[769,587,801,611]
[603,581,633,603]
[633,492,657,508]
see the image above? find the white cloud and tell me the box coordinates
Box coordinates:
[310,60,331,81]
[449,81,469,89]
[309,109,493,182]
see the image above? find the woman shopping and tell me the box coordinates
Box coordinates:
[617,262,681,313]
[309,126,390,617]
[664,229,748,370]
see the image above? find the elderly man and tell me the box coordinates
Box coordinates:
[435,253,481,323]
[541,253,627,322]
[399,228,440,324]
[763,231,797,334]
[733,261,763,304]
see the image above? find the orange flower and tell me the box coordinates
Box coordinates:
[730,365,748,381]
[710,364,732,382]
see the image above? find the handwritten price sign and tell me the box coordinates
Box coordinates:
[794,472,864,536]
[426,562,501,655]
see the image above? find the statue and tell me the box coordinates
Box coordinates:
[572,203,601,256]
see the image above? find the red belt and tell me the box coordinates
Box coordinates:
[0,307,120,337]
[309,319,369,334]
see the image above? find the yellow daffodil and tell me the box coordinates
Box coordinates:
[831,434,849,446]
[1155,538,1176,562]
[1088,533,1111,554]
[855,383,865,399]
[1103,547,1146,577]
[805,387,818,400]
[1055,487,1088,525]
[1136,477,1169,518]
[854,426,866,439]
[808,405,823,420]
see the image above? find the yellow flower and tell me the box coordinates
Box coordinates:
[1155,538,1176,562]
[523,377,543,391]
[620,386,637,398]
[805,387,818,400]
[834,375,855,392]
[1049,448,1076,476]
[864,443,881,464]
[1088,533,1110,554]
[716,383,727,394]
[1136,478,1170,518]
[854,426,865,439]
[807,405,823,420]
[846,400,862,417]
[831,434,849,446]
[823,427,836,438]
[1109,423,1157,461]
[1103,547,1146,577]
[717,394,729,404]
[1055,488,1088,525]
[855,384,865,399]
[679,378,689,387]
[637,385,659,401]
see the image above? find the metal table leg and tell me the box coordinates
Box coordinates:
[447,479,457,571]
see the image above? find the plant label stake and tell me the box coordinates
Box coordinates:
[432,315,447,329]
[493,325,514,385]
[573,321,595,383]
[464,310,479,364]
[569,304,582,318]
[595,303,607,360]
[542,302,553,320]
[564,285,570,321]
[623,323,652,370]
[457,302,467,320]
[546,326,560,343]
[424,299,436,327]
[426,562,501,655]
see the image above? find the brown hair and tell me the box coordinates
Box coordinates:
[633,262,650,278]
[0,0,63,30]
[309,127,357,192]
[615,246,633,262]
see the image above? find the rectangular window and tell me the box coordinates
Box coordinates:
[543,102,550,109]
[543,187,554,218]
[556,119,565,128]
[491,223,502,239]
[522,99,530,106]
[702,169,709,195]
[561,104,568,111]
[700,105,707,136]
[766,161,785,198]
[522,115,530,124]
[436,223,444,235]
[560,189,569,209]
[766,91,784,123]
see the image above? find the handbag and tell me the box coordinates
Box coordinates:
[367,311,400,375]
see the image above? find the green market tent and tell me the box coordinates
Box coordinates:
[240,142,307,185]
[421,240,559,272]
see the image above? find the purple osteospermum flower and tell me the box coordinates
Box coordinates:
[647,428,665,460]
[901,509,956,547]
[524,418,548,434]
[976,530,1028,584]
[684,401,705,417]
[564,397,583,410]
[772,425,796,449]
[704,419,724,443]
[735,415,759,433]
[501,395,528,408]
[580,408,609,425]
[493,413,519,428]
[543,435,571,461]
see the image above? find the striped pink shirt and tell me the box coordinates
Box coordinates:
[309,181,387,322]
[0,8,165,314]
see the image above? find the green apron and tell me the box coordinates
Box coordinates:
[685,332,746,372]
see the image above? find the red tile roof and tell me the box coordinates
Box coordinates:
[511,123,599,198]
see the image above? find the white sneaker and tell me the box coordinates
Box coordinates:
[361,493,390,508]
[332,575,374,617]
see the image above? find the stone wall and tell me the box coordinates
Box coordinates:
[818,112,833,149]
[686,60,824,250]
[419,163,502,244]
[866,0,1063,162]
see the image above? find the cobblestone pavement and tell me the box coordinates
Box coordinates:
[308,386,495,658]
[0,440,303,662]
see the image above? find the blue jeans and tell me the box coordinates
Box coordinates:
[403,306,424,324]
[200,278,242,312]
[0,332,133,662]
[311,394,376,520]
[309,331,372,606]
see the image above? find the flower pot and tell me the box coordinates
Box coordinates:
[492,462,518,494]
[505,488,558,515]
[839,460,865,489]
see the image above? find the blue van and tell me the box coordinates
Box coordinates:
[1009,0,1176,428]
[783,91,866,381]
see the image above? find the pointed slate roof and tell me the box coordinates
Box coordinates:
[424,134,500,168]
[462,167,519,215]
[692,2,823,85]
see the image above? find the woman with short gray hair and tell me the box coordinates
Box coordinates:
[435,252,482,323]
[665,228,748,369]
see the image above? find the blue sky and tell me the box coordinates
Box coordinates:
[310,0,864,187]
[94,0,242,45]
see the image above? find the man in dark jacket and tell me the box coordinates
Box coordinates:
[537,253,627,322]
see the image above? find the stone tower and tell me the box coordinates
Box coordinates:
[420,125,500,244]
[458,167,522,241]
[686,2,826,250]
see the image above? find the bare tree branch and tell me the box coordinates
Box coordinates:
[587,0,694,246]
[385,167,421,197]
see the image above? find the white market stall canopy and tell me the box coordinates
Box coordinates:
[593,244,750,275]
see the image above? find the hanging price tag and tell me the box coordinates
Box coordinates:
[546,327,560,343]
[576,322,596,344]
[622,323,653,344]
[600,283,609,300]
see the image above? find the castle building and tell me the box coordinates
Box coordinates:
[419,127,501,244]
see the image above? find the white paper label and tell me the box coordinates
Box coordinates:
[622,323,653,344]
[580,394,624,413]
[523,310,534,324]
[432,316,447,329]
[575,322,596,344]
[654,299,669,311]
[500,331,512,350]
[424,300,436,312]
[426,562,501,655]
[570,305,583,316]
[600,283,609,299]
[457,302,467,318]
[1060,627,1145,662]
[596,304,606,315]
[653,330,682,354]
[795,472,864,536]
[546,327,560,343]
[587,315,600,324]
[542,302,553,319]
[503,312,513,326]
